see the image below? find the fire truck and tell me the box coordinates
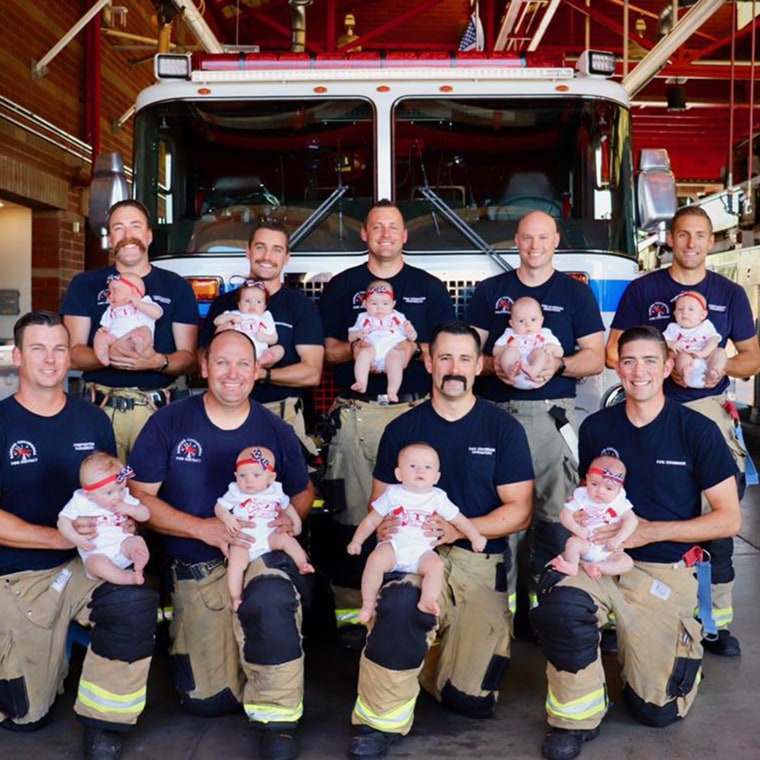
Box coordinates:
[90,48,676,415]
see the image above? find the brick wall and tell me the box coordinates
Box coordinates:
[0,0,158,309]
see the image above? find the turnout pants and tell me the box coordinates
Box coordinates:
[535,562,702,731]
[685,394,745,630]
[0,559,152,729]
[352,546,510,735]
[168,555,303,724]
[496,398,579,595]
[323,397,427,616]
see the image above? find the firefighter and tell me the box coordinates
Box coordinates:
[62,200,198,461]
[348,322,533,759]
[606,205,760,656]
[533,326,741,760]
[129,329,312,760]
[0,311,156,759]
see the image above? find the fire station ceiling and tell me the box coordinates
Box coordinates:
[149,1,760,184]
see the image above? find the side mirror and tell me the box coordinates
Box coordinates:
[89,152,129,248]
[636,148,677,233]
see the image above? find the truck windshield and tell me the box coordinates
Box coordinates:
[395,96,634,256]
[134,98,375,258]
[134,93,634,260]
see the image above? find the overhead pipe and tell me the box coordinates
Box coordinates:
[171,0,223,54]
[289,0,313,53]
[32,0,112,78]
[622,0,727,97]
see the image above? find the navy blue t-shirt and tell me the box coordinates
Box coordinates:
[199,284,323,403]
[467,270,604,401]
[579,400,737,563]
[374,398,534,554]
[611,268,756,402]
[319,263,455,394]
[129,395,310,564]
[0,395,116,574]
[61,264,199,389]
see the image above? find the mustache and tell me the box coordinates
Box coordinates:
[442,374,467,387]
[113,237,147,255]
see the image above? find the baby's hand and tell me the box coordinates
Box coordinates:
[222,516,240,536]
[471,534,487,553]
[404,321,418,340]
[347,540,362,555]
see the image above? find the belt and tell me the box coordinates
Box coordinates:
[90,387,191,411]
[172,559,225,581]
[344,391,425,406]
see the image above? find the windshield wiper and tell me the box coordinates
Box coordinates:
[416,185,512,272]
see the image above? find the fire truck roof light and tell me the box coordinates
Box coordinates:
[155,54,192,80]
[576,50,616,78]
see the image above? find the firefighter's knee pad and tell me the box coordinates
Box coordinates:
[238,576,301,665]
[703,537,734,584]
[89,583,158,662]
[365,581,436,670]
[177,686,241,717]
[531,574,599,672]
[623,684,680,727]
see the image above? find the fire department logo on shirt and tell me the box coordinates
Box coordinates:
[600,447,621,460]
[352,290,366,308]
[176,438,202,462]
[9,440,38,465]
[648,301,670,320]
[494,296,513,314]
[97,287,110,305]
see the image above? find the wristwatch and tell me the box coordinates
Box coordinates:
[261,368,272,384]
[159,354,170,372]
[412,341,423,360]
[553,358,567,378]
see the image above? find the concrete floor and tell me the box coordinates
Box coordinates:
[5,434,760,759]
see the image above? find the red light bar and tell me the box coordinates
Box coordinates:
[193,50,563,73]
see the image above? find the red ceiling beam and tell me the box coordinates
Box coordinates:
[336,0,449,52]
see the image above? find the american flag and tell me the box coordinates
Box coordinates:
[458,12,484,52]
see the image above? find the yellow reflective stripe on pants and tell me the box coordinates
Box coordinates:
[244,701,303,723]
[335,608,365,627]
[546,685,607,722]
[508,591,517,615]
[353,695,416,733]
[712,605,733,628]
[77,679,146,716]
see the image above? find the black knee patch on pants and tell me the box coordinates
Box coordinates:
[702,536,734,584]
[0,676,30,722]
[531,573,599,673]
[531,520,572,579]
[89,584,158,662]
[238,576,301,665]
[623,684,680,727]
[441,680,497,719]
[365,582,436,670]
[263,550,311,615]
[481,653,511,691]
[178,687,241,717]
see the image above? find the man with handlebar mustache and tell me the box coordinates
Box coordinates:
[62,200,199,460]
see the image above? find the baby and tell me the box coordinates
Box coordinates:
[213,280,285,368]
[349,280,418,403]
[347,442,486,621]
[550,455,637,580]
[662,290,727,388]
[93,272,164,366]
[57,452,150,585]
[493,296,563,389]
[214,446,314,612]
